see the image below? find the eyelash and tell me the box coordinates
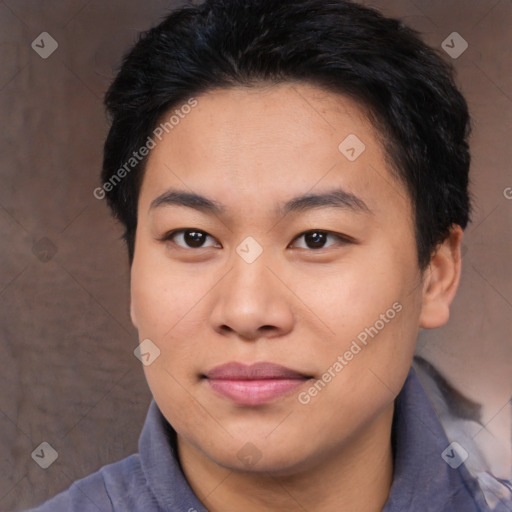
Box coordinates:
[158,228,354,251]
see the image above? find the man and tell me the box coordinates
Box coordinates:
[24,0,496,510]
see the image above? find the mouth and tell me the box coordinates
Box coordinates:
[202,362,312,406]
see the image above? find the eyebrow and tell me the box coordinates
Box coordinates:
[149,187,372,216]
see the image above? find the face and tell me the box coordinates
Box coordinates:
[130,83,426,474]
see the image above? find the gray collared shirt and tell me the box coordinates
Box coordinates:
[22,367,493,511]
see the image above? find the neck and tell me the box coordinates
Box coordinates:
[177,402,395,512]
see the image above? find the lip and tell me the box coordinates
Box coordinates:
[204,362,311,406]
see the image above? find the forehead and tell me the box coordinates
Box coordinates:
[139,83,411,224]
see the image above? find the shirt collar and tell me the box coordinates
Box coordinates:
[138,366,488,511]
[382,366,488,511]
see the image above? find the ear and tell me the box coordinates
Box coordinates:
[419,224,463,329]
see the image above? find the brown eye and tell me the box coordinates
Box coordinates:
[290,230,350,249]
[163,229,220,249]
[304,231,328,248]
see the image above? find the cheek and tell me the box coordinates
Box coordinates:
[291,254,404,335]
[129,249,218,394]
[293,249,421,379]
[130,249,206,341]
[130,255,208,418]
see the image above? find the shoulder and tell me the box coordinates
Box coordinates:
[21,453,155,512]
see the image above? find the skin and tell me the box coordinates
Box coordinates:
[130,83,463,512]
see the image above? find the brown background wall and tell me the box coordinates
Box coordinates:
[0,0,511,509]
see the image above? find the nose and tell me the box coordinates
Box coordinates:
[209,251,295,341]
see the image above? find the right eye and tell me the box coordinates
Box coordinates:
[159,228,222,249]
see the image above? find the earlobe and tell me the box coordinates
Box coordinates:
[419,225,463,329]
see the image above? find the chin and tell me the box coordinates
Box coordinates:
[203,437,319,477]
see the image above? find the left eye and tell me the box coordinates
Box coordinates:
[290,230,348,249]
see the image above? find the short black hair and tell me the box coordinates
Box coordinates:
[101,0,472,270]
